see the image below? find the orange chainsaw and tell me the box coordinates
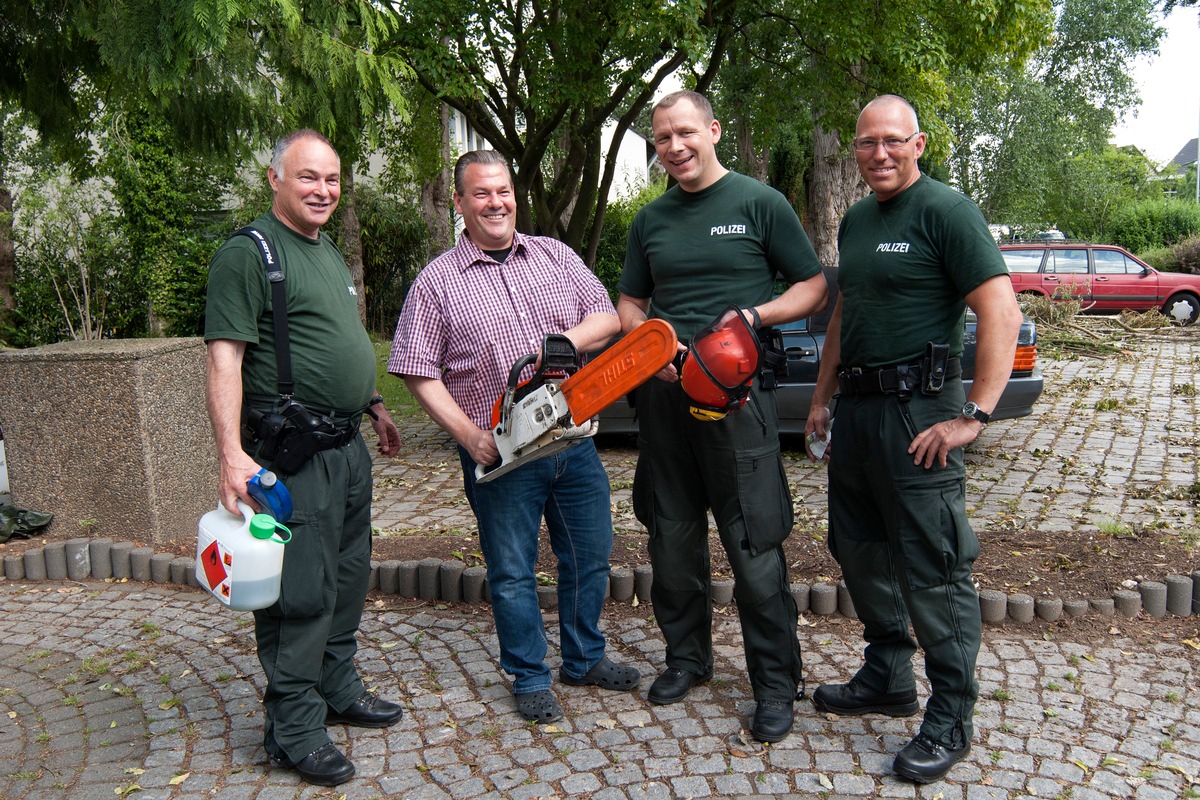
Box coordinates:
[477,318,678,483]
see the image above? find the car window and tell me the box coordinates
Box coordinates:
[1093,250,1133,275]
[1002,249,1045,274]
[1047,249,1088,275]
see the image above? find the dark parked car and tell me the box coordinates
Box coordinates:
[599,276,1044,436]
[1000,243,1200,325]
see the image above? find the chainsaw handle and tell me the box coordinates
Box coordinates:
[492,334,582,434]
[505,353,540,393]
[538,334,579,374]
[509,335,578,403]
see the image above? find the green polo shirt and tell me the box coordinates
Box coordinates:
[837,175,1008,367]
[204,212,375,412]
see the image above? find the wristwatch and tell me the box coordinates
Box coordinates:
[369,395,385,407]
[961,401,990,425]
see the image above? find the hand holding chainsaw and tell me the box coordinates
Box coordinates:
[479,319,678,483]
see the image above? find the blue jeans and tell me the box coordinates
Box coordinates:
[459,440,613,694]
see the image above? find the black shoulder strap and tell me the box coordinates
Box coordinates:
[234,227,294,398]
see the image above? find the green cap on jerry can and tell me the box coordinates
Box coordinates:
[249,515,277,540]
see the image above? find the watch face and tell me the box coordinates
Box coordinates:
[962,402,989,423]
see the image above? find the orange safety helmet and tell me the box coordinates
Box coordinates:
[680,306,764,421]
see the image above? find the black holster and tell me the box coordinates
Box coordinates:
[758,327,786,390]
[242,401,358,475]
[921,342,951,396]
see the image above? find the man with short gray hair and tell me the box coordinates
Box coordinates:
[806,94,1022,783]
[206,129,403,786]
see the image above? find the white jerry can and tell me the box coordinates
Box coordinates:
[196,501,291,611]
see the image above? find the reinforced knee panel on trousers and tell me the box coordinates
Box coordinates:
[827,388,980,741]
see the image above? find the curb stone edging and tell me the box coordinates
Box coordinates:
[1,542,1194,626]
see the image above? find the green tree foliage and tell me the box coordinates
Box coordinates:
[2,0,414,337]
[711,0,1051,261]
[1106,198,1200,252]
[945,0,1163,226]
[766,126,813,215]
[375,87,456,255]
[1141,233,1200,273]
[1177,164,1198,205]
[376,88,451,196]
[0,0,276,329]
[706,9,812,186]
[741,0,1050,154]
[0,2,106,164]
[104,103,235,336]
[592,177,667,301]
[1047,146,1160,239]
[389,0,730,264]
[5,172,142,345]
[337,186,430,338]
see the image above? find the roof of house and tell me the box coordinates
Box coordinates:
[1170,138,1197,169]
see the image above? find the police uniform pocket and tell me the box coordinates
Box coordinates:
[632,447,656,534]
[736,441,794,556]
[891,471,979,591]
[262,510,327,619]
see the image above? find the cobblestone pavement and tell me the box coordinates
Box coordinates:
[3,581,1198,800]
[372,338,1200,540]
[3,337,1200,799]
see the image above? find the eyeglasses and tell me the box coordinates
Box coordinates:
[853,132,921,152]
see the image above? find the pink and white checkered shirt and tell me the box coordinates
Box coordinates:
[388,231,616,428]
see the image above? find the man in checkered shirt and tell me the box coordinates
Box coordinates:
[388,150,641,724]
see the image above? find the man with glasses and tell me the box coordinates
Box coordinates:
[805,95,1021,783]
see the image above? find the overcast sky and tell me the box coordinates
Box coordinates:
[1109,8,1200,165]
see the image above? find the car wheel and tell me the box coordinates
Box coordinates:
[1163,293,1200,325]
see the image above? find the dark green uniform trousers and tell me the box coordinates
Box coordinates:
[252,434,374,763]
[827,380,980,746]
[633,379,802,702]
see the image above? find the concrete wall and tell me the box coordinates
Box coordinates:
[0,337,217,545]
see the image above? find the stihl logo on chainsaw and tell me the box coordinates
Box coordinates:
[598,353,638,385]
[477,319,678,483]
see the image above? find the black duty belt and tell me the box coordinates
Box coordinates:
[838,358,961,396]
[244,396,363,430]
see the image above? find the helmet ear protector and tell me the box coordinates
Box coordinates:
[680,306,764,421]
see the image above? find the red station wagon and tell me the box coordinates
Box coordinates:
[1000,243,1200,325]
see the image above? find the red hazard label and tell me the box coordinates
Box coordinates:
[201,541,228,589]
